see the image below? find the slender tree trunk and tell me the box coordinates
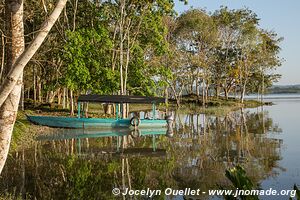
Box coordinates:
[261,69,264,103]
[72,0,78,32]
[20,83,24,110]
[119,0,124,96]
[48,89,58,104]
[27,87,29,99]
[57,88,62,105]
[164,86,168,105]
[0,34,5,82]
[45,91,49,103]
[66,88,69,109]
[84,103,89,118]
[0,0,25,174]
[224,87,228,100]
[205,84,209,102]
[215,85,220,99]
[202,79,205,106]
[196,79,199,96]
[70,89,74,115]
[37,74,42,103]
[240,82,247,103]
[33,66,37,105]
[62,87,66,109]
[191,79,195,94]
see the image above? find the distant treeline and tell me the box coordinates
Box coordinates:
[268,85,300,94]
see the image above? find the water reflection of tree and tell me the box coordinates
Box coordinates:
[0,133,176,199]
[0,109,283,199]
[171,108,283,193]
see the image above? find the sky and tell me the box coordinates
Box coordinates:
[174,0,300,85]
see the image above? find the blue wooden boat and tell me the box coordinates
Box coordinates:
[27,95,172,129]
[27,115,167,128]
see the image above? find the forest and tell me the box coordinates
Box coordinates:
[0,0,282,175]
[0,0,282,108]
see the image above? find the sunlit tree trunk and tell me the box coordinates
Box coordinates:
[0,34,5,82]
[37,74,42,103]
[0,0,25,174]
[70,89,74,115]
[57,88,62,105]
[164,86,168,105]
[33,65,37,105]
[62,87,66,109]
[20,84,24,110]
[0,0,68,174]
[202,79,205,106]
[240,81,247,103]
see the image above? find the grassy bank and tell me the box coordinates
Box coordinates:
[170,94,268,116]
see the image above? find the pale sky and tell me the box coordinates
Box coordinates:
[175,0,300,85]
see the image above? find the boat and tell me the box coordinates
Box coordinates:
[27,95,172,129]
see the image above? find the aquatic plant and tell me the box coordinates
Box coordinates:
[221,165,259,200]
[290,185,300,200]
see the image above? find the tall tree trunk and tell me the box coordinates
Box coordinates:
[196,79,199,97]
[190,80,194,94]
[0,34,5,82]
[20,83,24,110]
[48,90,57,104]
[70,89,74,115]
[57,88,62,105]
[37,74,42,103]
[205,84,209,102]
[119,0,124,96]
[0,0,67,174]
[62,87,66,109]
[202,79,205,106]
[66,88,69,109]
[33,65,37,105]
[224,87,229,100]
[0,0,25,174]
[240,82,247,103]
[164,86,168,105]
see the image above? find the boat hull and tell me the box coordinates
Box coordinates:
[27,115,167,129]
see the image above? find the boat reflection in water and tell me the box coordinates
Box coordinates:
[36,127,173,157]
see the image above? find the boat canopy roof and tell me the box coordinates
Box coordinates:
[77,95,165,104]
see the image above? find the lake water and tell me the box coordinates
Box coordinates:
[0,96,299,200]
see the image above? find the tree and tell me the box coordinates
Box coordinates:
[0,0,25,174]
[0,0,67,174]
[175,9,218,105]
[63,27,118,95]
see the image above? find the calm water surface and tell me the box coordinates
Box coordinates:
[0,97,299,200]
[260,98,300,200]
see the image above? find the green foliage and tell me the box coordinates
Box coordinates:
[291,185,300,200]
[2,0,283,107]
[222,165,259,200]
[225,166,257,191]
[127,45,157,96]
[63,26,119,94]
